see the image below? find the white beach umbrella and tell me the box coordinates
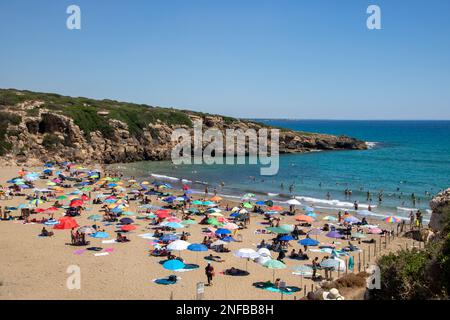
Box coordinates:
[167,240,190,251]
[211,239,227,247]
[256,256,271,265]
[287,199,301,206]
[257,248,271,257]
[234,248,260,271]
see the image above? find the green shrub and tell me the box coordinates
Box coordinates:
[63,106,114,140]
[42,133,61,151]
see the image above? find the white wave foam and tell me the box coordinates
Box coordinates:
[366,142,378,149]
[294,196,375,210]
[150,174,180,181]
[397,206,417,212]
[267,193,279,197]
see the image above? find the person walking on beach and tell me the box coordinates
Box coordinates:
[205,263,214,286]
[312,257,319,279]
[409,211,414,230]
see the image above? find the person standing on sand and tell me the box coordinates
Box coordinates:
[205,263,214,286]
[409,211,414,230]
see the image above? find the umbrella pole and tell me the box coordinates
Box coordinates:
[273,269,275,283]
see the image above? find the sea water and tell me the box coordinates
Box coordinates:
[114,120,450,220]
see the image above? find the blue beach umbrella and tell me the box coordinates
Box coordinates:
[221,236,236,242]
[188,244,208,252]
[298,238,320,246]
[279,235,295,241]
[215,228,231,235]
[163,259,185,271]
[160,234,179,242]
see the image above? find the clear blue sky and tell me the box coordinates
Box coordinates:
[1,0,449,119]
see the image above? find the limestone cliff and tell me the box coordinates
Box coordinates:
[429,188,450,232]
[0,89,367,166]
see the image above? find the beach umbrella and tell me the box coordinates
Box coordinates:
[202,201,216,206]
[70,200,83,207]
[156,210,171,218]
[215,228,231,235]
[207,218,222,227]
[295,215,314,223]
[121,225,136,232]
[383,216,402,223]
[162,222,184,229]
[53,217,79,230]
[181,219,197,225]
[18,203,30,209]
[306,212,318,218]
[188,243,208,252]
[239,209,249,214]
[257,248,272,257]
[286,199,301,206]
[88,214,102,221]
[280,224,295,232]
[266,227,289,234]
[221,236,236,242]
[242,193,255,199]
[160,234,179,242]
[323,215,338,221]
[167,240,190,252]
[326,231,343,239]
[163,259,185,271]
[187,208,199,214]
[279,235,294,241]
[210,196,222,202]
[298,238,319,246]
[119,217,134,225]
[242,202,253,209]
[121,211,136,216]
[29,199,44,206]
[303,206,314,212]
[267,205,283,211]
[344,216,361,224]
[292,265,313,286]
[235,248,260,270]
[357,210,373,216]
[263,259,286,282]
[223,222,239,230]
[211,239,227,247]
[192,200,203,205]
[78,226,96,234]
[208,212,223,217]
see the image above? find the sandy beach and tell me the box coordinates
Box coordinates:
[0,164,417,300]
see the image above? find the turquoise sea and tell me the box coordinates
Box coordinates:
[114,120,450,220]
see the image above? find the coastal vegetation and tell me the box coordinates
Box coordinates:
[373,211,450,299]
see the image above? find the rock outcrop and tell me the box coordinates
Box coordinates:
[429,188,450,232]
[0,96,367,166]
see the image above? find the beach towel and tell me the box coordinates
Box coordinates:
[104,248,114,253]
[94,252,109,257]
[102,239,117,244]
[73,249,86,255]
[348,256,354,271]
[153,276,181,285]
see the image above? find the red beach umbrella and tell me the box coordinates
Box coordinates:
[121,225,136,232]
[156,209,170,218]
[182,185,190,190]
[46,206,58,212]
[70,200,84,207]
[267,206,283,211]
[35,208,46,213]
[81,195,89,201]
[54,216,79,230]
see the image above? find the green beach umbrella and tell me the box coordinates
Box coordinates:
[88,214,102,221]
[266,227,290,234]
[192,200,203,205]
[242,202,253,209]
[181,219,197,225]
[263,259,287,282]
[207,218,222,226]
[56,195,68,200]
